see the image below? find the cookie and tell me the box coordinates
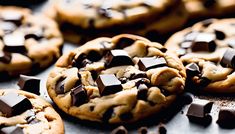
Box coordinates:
[165,18,235,93]
[0,6,63,78]
[47,34,186,123]
[184,0,235,18]
[0,89,64,134]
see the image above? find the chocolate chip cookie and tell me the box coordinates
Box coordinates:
[0,89,64,134]
[184,0,235,18]
[47,34,186,123]
[0,6,63,78]
[165,18,235,93]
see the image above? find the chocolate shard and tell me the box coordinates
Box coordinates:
[217,108,235,128]
[0,51,12,64]
[55,77,66,94]
[0,22,17,33]
[105,50,133,67]
[184,31,199,42]
[0,126,24,134]
[191,33,216,52]
[186,63,200,77]
[137,84,148,100]
[0,93,32,117]
[220,48,235,68]
[70,85,88,106]
[138,57,167,71]
[24,29,44,40]
[1,11,23,25]
[3,34,26,53]
[17,75,41,95]
[138,127,148,134]
[186,99,213,124]
[115,37,135,49]
[96,74,122,96]
[214,29,225,40]
[111,126,128,134]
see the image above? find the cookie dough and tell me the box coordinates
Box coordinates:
[165,18,235,93]
[0,89,64,134]
[47,34,186,123]
[0,6,63,78]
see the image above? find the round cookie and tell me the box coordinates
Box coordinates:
[0,6,63,78]
[47,34,186,123]
[0,89,64,134]
[184,0,235,18]
[165,18,235,93]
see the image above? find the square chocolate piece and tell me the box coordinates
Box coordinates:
[96,74,122,96]
[138,57,166,71]
[3,34,26,53]
[105,49,133,67]
[191,33,216,52]
[17,75,41,95]
[70,85,88,106]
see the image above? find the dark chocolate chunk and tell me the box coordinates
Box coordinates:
[228,39,235,48]
[220,48,235,68]
[55,77,66,94]
[87,50,102,62]
[199,77,211,88]
[0,22,16,33]
[25,110,40,124]
[130,72,147,80]
[138,127,148,134]
[96,74,122,96]
[3,34,26,53]
[119,77,127,84]
[158,124,167,134]
[176,48,187,57]
[24,29,44,40]
[111,126,128,134]
[186,99,213,124]
[1,11,23,25]
[203,0,216,8]
[184,31,199,42]
[81,59,92,67]
[200,19,215,27]
[180,42,192,49]
[191,33,216,52]
[186,63,200,77]
[137,84,148,100]
[119,112,133,121]
[102,107,114,122]
[160,47,167,53]
[180,92,193,105]
[17,75,40,95]
[135,78,150,87]
[138,57,167,71]
[70,85,88,106]
[105,50,133,67]
[72,53,86,68]
[217,108,235,128]
[90,70,98,81]
[0,93,32,117]
[0,52,11,64]
[214,29,225,40]
[115,37,135,49]
[0,126,24,134]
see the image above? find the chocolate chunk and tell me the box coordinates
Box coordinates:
[130,72,147,80]
[199,77,211,88]
[98,8,112,18]
[203,0,216,8]
[24,29,44,40]
[96,74,122,96]
[0,52,11,64]
[217,108,235,128]
[25,110,40,124]
[55,77,66,94]
[214,30,225,40]
[138,127,148,134]
[3,34,26,53]
[184,31,199,42]
[135,78,150,87]
[87,50,102,62]
[120,112,133,121]
[111,126,128,134]
[119,77,127,84]
[81,59,92,67]
[138,57,167,71]
[191,33,216,52]
[72,53,90,68]
[102,107,114,122]
[137,84,148,100]
[105,50,133,67]
[158,124,167,134]
[0,93,32,117]
[186,99,213,124]
[220,48,235,68]
[186,63,200,77]
[70,85,88,106]
[180,42,192,49]
[0,126,23,134]
[115,37,135,49]
[176,48,187,57]
[0,22,16,33]
[1,11,23,25]
[228,39,235,48]
[180,92,193,105]
[17,75,40,95]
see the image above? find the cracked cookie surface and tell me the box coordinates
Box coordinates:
[0,89,64,134]
[0,6,63,78]
[165,18,235,93]
[47,34,186,123]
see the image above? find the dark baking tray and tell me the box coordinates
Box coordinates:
[1,1,235,134]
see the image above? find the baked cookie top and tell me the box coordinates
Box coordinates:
[47,34,186,123]
[183,0,235,18]
[55,0,179,29]
[165,18,235,93]
[0,6,63,77]
[0,89,64,134]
